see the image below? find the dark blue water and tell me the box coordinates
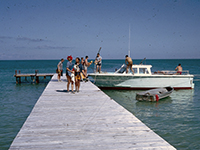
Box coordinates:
[0,59,200,150]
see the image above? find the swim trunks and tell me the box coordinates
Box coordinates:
[75,75,81,80]
[177,71,182,75]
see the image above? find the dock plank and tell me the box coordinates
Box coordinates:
[9,75,176,150]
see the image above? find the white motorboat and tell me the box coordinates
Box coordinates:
[88,64,194,90]
[136,87,174,102]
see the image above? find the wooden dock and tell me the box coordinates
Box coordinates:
[14,70,54,83]
[9,74,176,150]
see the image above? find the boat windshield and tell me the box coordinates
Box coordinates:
[115,64,126,73]
[115,64,150,74]
[139,68,149,74]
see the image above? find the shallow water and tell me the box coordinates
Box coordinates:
[0,59,200,150]
[102,59,200,150]
[103,89,200,149]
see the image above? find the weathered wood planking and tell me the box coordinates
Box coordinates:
[9,74,176,150]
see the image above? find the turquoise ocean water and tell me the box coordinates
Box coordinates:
[0,59,200,150]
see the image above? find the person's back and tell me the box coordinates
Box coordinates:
[177,66,182,71]
[125,55,134,74]
[126,57,132,65]
[175,64,182,75]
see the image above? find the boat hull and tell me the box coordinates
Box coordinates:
[89,74,194,90]
[136,87,174,102]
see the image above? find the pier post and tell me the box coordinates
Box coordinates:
[35,70,38,75]
[16,77,18,84]
[36,76,39,83]
[35,70,39,83]
[16,77,21,84]
[15,70,21,84]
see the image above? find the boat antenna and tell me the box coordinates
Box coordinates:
[139,57,146,65]
[128,24,131,57]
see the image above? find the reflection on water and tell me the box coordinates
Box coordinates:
[103,89,199,150]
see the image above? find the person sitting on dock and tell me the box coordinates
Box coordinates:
[57,58,64,81]
[175,64,182,75]
[66,55,74,93]
[125,55,134,74]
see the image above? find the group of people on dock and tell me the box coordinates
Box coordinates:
[56,53,102,93]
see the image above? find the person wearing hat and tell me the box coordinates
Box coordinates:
[57,58,64,81]
[66,55,74,93]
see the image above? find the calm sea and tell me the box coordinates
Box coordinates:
[0,59,200,150]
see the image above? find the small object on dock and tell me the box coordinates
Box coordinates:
[136,86,174,102]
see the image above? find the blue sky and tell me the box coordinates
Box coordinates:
[0,0,200,60]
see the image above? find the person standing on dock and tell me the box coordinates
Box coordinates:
[125,55,134,74]
[81,57,84,66]
[83,56,92,77]
[95,53,102,73]
[57,58,64,81]
[66,56,74,93]
[74,57,84,92]
[81,57,86,79]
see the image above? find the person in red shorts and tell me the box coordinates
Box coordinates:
[175,64,182,75]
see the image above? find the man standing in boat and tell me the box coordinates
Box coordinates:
[95,53,102,73]
[175,64,182,75]
[125,55,134,74]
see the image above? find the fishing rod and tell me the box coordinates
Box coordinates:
[97,47,102,54]
[139,57,146,65]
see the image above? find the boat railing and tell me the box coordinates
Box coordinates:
[153,70,189,75]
